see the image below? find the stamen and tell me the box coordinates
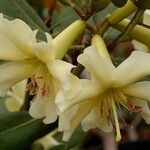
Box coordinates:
[26,78,38,95]
[99,88,142,142]
[111,98,121,142]
[127,102,142,113]
[27,65,51,99]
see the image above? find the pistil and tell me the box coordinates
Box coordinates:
[111,98,121,142]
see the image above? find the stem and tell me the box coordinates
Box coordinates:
[68,0,83,18]
[72,64,84,76]
[112,19,150,48]
[69,45,85,51]
[139,22,150,29]
[98,19,110,36]
[86,23,96,34]
[108,8,145,51]
[97,0,138,36]
[48,0,56,19]
[68,0,92,21]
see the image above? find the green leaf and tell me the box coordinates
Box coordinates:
[50,144,66,150]
[58,0,77,6]
[0,0,48,33]
[138,0,150,9]
[58,0,70,6]
[91,0,111,13]
[0,111,57,150]
[51,6,78,33]
[111,0,128,7]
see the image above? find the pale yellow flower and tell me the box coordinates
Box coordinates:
[132,9,150,52]
[56,34,150,141]
[5,80,27,111]
[0,14,85,123]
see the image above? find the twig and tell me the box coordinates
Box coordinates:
[108,8,145,51]
[68,0,93,21]
[98,18,110,36]
[139,22,150,29]
[69,45,85,51]
[68,0,83,18]
[72,64,85,76]
[86,23,96,34]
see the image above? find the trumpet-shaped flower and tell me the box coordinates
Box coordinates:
[0,14,85,123]
[56,34,150,141]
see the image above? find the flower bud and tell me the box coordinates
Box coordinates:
[107,0,137,24]
[53,20,86,59]
[91,34,112,61]
[112,18,150,48]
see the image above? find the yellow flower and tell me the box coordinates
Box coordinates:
[5,80,27,111]
[56,34,150,141]
[0,14,85,123]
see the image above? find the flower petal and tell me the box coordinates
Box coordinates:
[29,76,50,119]
[113,51,150,88]
[43,100,58,124]
[59,99,96,141]
[132,39,148,52]
[43,81,58,124]
[29,95,48,119]
[0,62,36,96]
[0,33,26,62]
[56,78,100,114]
[82,106,113,132]
[46,60,75,90]
[33,41,55,63]
[59,105,78,131]
[130,98,150,124]
[143,10,150,26]
[77,46,115,85]
[29,75,58,123]
[5,80,27,111]
[11,80,27,99]
[123,81,150,101]
[0,14,35,56]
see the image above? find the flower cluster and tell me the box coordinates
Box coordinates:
[1,13,150,142]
